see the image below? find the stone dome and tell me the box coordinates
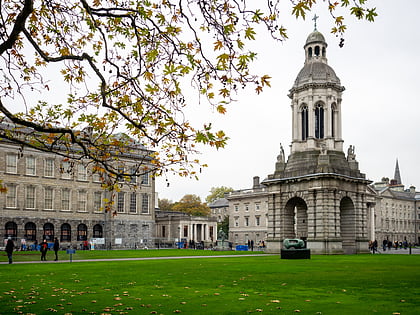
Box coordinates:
[293,62,341,88]
[305,30,326,46]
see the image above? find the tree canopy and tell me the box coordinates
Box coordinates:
[172,194,210,216]
[0,0,377,190]
[206,186,233,203]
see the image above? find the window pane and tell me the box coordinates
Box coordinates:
[129,193,137,213]
[62,189,70,210]
[141,193,149,213]
[26,156,36,175]
[117,192,125,213]
[26,186,36,209]
[44,159,54,177]
[6,185,17,208]
[45,188,53,209]
[6,154,17,173]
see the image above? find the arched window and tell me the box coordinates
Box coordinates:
[24,222,36,241]
[5,221,17,239]
[308,47,312,58]
[315,103,324,139]
[61,223,71,242]
[314,45,320,56]
[77,223,88,241]
[93,224,103,238]
[43,223,54,241]
[301,105,308,140]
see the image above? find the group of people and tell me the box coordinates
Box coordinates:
[4,237,60,264]
[369,239,412,254]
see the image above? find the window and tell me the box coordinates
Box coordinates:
[26,156,36,175]
[301,105,308,140]
[130,166,137,184]
[26,186,36,209]
[117,166,125,182]
[256,216,261,226]
[94,192,102,212]
[245,217,249,226]
[24,222,36,241]
[5,221,17,239]
[255,203,260,211]
[77,224,87,241]
[234,205,239,212]
[78,191,87,212]
[43,223,54,241]
[234,217,239,227]
[77,164,87,181]
[44,187,53,210]
[93,224,103,238]
[117,192,125,213]
[6,184,17,208]
[183,225,188,238]
[6,154,17,173]
[141,193,149,213]
[129,192,137,213]
[92,172,101,182]
[315,103,324,139]
[245,204,249,212]
[141,172,149,185]
[61,161,72,179]
[62,189,70,211]
[44,159,54,177]
[61,223,71,242]
[162,225,166,238]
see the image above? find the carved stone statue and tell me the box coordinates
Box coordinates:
[347,145,356,161]
[277,143,285,164]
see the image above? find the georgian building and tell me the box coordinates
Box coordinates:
[0,137,155,249]
[370,161,418,244]
[154,210,217,248]
[226,177,269,246]
[208,197,229,223]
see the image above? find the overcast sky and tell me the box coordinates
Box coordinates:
[156,0,420,202]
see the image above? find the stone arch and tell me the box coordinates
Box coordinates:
[340,197,356,254]
[284,197,308,240]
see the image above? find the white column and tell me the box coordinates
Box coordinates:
[370,205,375,241]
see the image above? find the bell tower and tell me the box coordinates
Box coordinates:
[262,25,374,254]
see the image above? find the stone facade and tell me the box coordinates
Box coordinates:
[0,140,155,249]
[227,177,269,247]
[261,29,374,254]
[154,210,217,248]
[370,180,418,245]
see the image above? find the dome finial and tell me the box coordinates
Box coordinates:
[312,14,319,31]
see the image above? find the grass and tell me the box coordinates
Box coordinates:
[0,252,419,314]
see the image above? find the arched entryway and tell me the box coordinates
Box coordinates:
[284,197,308,240]
[340,197,356,254]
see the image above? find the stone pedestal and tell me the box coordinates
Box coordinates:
[281,248,311,259]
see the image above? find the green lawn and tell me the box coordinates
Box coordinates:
[0,252,419,314]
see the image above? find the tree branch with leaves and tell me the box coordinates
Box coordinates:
[0,0,377,190]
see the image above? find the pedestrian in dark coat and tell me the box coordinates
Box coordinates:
[40,239,48,261]
[5,238,14,264]
[53,237,60,261]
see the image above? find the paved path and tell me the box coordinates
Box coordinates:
[1,254,275,264]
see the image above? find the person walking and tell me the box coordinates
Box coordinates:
[40,239,48,261]
[53,237,60,261]
[5,238,14,264]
